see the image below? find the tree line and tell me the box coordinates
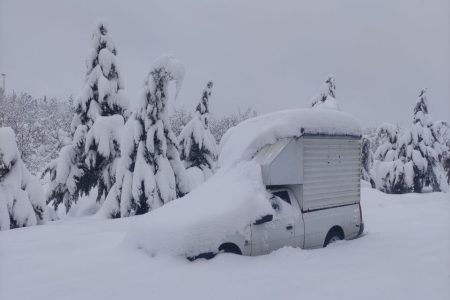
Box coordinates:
[361,90,449,193]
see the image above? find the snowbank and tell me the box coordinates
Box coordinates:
[219,108,361,169]
[123,161,272,257]
[1,188,449,300]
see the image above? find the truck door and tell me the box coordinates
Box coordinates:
[251,191,297,255]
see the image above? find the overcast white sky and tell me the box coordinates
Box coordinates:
[1,0,449,128]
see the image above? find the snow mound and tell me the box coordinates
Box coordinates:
[123,161,272,257]
[219,108,361,169]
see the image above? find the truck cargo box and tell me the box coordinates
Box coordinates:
[253,135,361,211]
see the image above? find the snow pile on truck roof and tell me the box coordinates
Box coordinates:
[123,161,272,257]
[219,108,362,169]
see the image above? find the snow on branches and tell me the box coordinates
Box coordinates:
[0,127,48,230]
[372,89,449,193]
[101,54,190,218]
[179,81,218,182]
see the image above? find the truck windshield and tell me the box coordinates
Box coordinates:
[272,191,291,205]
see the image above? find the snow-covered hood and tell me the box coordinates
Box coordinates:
[219,108,361,169]
[123,161,273,257]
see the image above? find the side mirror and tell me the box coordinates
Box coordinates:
[253,214,273,225]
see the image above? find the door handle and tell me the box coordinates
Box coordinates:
[286,225,293,230]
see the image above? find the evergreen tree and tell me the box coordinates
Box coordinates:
[179,81,218,177]
[43,21,128,212]
[396,89,446,192]
[310,75,339,110]
[0,127,48,230]
[101,55,190,218]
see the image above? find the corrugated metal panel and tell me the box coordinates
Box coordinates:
[302,137,361,211]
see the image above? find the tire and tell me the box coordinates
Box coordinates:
[218,243,242,255]
[323,227,344,247]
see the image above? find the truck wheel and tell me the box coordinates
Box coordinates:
[324,227,344,247]
[218,243,242,255]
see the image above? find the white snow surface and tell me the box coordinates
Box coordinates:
[0,188,448,300]
[219,108,361,169]
[124,161,272,257]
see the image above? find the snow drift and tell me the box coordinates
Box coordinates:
[123,161,272,257]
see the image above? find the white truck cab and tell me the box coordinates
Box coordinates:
[250,187,363,256]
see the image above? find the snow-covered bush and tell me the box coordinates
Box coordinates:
[372,158,414,194]
[179,81,218,181]
[0,127,48,230]
[101,54,190,218]
[310,76,339,110]
[44,21,128,212]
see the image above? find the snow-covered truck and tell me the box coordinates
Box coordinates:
[126,108,364,259]
[247,135,363,255]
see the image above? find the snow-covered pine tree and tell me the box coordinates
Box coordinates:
[179,81,218,180]
[0,127,48,230]
[396,89,447,192]
[43,20,128,212]
[101,55,190,218]
[310,75,339,110]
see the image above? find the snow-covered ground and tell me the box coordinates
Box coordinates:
[1,187,449,300]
